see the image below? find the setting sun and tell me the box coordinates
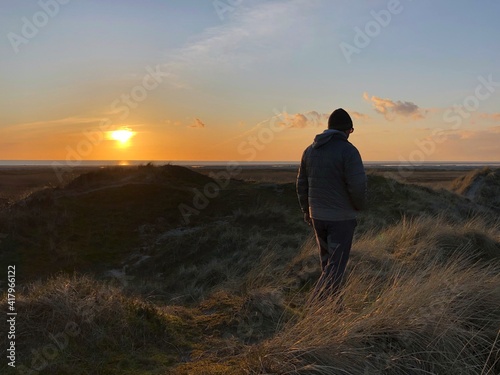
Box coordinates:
[110,129,135,145]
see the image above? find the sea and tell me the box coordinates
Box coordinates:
[0,160,499,170]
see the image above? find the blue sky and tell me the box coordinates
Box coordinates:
[1,0,499,162]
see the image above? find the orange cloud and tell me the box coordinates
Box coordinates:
[277,111,323,128]
[479,113,500,121]
[189,118,206,128]
[430,126,500,160]
[363,92,426,121]
[278,109,369,128]
[350,111,370,120]
[165,120,183,127]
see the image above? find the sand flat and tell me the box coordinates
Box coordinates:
[0,164,487,202]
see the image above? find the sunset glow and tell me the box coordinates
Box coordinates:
[1,2,499,162]
[110,129,135,146]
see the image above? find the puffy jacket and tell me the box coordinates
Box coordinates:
[296,129,367,221]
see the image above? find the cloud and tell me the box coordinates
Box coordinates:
[350,111,370,120]
[430,126,500,160]
[165,120,183,127]
[3,116,102,130]
[278,111,328,128]
[189,118,206,128]
[479,113,500,121]
[363,92,427,121]
[162,1,316,86]
[277,109,369,129]
[0,116,104,141]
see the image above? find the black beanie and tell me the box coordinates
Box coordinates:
[328,108,353,130]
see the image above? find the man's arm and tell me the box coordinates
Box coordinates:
[296,149,310,220]
[344,147,367,211]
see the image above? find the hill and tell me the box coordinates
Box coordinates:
[0,164,283,280]
[451,167,500,211]
[0,165,499,374]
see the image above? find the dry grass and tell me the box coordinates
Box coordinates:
[252,250,500,374]
[450,167,493,195]
[1,274,194,374]
[1,166,500,374]
[451,167,500,211]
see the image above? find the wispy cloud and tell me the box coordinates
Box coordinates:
[164,120,183,127]
[479,113,500,121]
[278,109,369,128]
[189,118,206,129]
[363,92,427,121]
[0,116,103,140]
[431,126,500,160]
[351,111,370,120]
[162,0,316,86]
[444,126,500,139]
[278,111,327,128]
[213,112,285,148]
[4,116,102,130]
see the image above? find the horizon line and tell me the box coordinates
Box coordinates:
[0,159,499,166]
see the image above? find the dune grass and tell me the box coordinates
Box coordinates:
[1,166,499,374]
[451,167,500,211]
[251,224,500,375]
[2,275,195,374]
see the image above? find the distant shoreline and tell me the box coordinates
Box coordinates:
[0,161,497,202]
[0,160,499,170]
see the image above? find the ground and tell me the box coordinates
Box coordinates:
[0,164,499,374]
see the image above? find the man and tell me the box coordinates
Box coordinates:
[296,108,367,299]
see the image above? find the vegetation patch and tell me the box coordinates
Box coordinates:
[1,165,499,374]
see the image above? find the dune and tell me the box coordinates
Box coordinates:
[451,167,500,211]
[0,165,499,374]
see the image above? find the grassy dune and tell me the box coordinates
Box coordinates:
[1,166,499,374]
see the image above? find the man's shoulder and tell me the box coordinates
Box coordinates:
[342,140,361,154]
[302,144,314,156]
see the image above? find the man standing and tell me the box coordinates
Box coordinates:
[297,108,367,299]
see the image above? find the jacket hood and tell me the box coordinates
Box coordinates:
[312,129,347,149]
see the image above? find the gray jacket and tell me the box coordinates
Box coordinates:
[296,129,367,221]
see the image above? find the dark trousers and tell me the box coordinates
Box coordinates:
[311,218,357,299]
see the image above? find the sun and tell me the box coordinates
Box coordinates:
[110,128,135,144]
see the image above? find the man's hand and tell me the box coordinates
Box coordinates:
[304,212,312,226]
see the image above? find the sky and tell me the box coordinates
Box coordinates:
[1,0,499,163]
